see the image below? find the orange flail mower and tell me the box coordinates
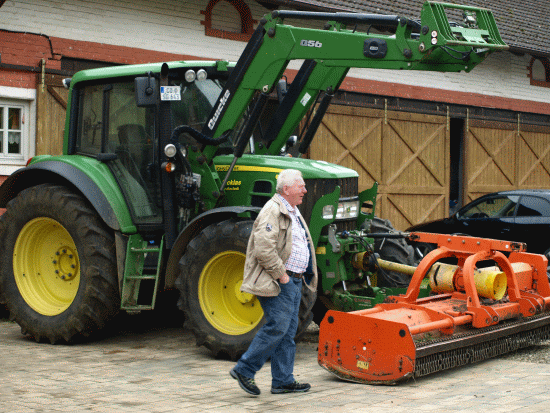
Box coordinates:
[318,232,550,384]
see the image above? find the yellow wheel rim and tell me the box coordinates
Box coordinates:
[198,251,263,335]
[13,217,80,316]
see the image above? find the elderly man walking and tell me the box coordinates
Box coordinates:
[230,169,318,396]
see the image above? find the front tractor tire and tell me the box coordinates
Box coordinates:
[0,184,119,343]
[176,218,315,360]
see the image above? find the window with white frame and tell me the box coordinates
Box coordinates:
[0,99,28,162]
[1,104,22,155]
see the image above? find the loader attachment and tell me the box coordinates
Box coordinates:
[318,233,550,384]
[421,2,508,50]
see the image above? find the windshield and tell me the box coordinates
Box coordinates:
[168,77,252,154]
[169,78,223,131]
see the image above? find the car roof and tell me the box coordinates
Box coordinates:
[482,189,550,200]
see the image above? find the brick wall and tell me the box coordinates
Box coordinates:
[0,31,60,68]
[50,36,202,66]
[0,69,36,89]
[0,31,204,90]
[0,30,204,72]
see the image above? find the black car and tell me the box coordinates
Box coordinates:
[406,190,550,262]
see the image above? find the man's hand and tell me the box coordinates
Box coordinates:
[279,273,290,284]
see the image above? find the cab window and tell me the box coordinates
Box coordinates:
[75,81,161,225]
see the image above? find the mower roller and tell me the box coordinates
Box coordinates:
[318,232,550,384]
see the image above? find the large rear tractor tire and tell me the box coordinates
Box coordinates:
[0,184,119,343]
[176,218,316,360]
[368,217,415,288]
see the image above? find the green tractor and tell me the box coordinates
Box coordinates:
[0,2,506,358]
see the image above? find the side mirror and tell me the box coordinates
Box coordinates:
[286,135,298,148]
[135,74,159,107]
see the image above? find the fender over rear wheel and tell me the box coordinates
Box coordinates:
[176,218,315,360]
[0,184,119,343]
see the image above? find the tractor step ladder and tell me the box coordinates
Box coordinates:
[121,234,164,311]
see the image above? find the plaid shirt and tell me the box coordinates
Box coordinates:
[278,194,310,274]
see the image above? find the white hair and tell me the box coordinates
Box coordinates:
[276,169,303,193]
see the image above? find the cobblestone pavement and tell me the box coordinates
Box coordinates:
[1,319,550,413]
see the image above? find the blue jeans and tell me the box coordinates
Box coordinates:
[233,277,302,387]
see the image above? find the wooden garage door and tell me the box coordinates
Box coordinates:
[36,74,68,156]
[309,105,449,230]
[465,120,550,203]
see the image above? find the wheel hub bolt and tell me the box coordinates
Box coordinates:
[53,246,78,281]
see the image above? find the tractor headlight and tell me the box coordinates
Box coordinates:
[185,70,196,82]
[322,199,360,220]
[164,143,177,158]
[196,69,208,81]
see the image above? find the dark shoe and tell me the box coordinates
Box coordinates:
[271,381,311,394]
[230,368,260,396]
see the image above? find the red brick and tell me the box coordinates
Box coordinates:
[0,69,37,88]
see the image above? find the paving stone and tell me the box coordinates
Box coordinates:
[2,320,550,412]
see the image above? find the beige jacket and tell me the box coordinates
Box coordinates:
[240,195,318,297]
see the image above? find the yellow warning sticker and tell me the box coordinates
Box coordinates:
[357,361,369,370]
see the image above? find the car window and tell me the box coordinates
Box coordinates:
[459,195,518,219]
[516,196,550,217]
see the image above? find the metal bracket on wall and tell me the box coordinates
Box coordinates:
[40,58,45,93]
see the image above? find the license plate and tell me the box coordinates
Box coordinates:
[160,86,181,101]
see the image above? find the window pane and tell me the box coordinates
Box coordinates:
[76,84,104,154]
[0,104,26,157]
[516,196,550,217]
[0,107,23,155]
[532,59,546,81]
[8,132,21,154]
[461,196,518,218]
[109,83,160,223]
[9,107,21,130]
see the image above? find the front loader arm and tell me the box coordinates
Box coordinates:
[201,1,507,164]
